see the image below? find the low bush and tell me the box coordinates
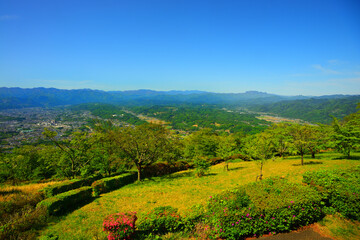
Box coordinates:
[37,186,93,215]
[103,212,137,240]
[138,206,183,234]
[203,178,324,239]
[42,174,102,198]
[91,172,137,197]
[143,161,190,178]
[303,167,360,220]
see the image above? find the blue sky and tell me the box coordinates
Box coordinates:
[0,0,359,96]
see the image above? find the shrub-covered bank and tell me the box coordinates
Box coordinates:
[303,166,360,221]
[136,177,325,239]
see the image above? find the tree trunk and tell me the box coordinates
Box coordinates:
[224,162,229,171]
[311,151,315,158]
[137,165,142,181]
[259,162,263,180]
[301,153,304,165]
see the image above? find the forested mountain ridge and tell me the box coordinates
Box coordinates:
[0,87,308,109]
[1,87,359,124]
[249,95,360,124]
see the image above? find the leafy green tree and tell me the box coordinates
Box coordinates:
[331,108,360,158]
[216,134,237,171]
[108,123,170,181]
[244,132,274,180]
[266,123,292,158]
[184,128,219,160]
[288,124,313,165]
[42,128,94,178]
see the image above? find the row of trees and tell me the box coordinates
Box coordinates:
[0,107,359,183]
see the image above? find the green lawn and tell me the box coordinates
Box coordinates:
[39,152,360,240]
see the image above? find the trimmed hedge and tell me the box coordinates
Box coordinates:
[37,186,93,215]
[91,172,137,197]
[42,174,102,198]
[143,161,191,178]
[303,167,360,220]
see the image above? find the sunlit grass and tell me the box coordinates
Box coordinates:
[0,181,60,202]
[40,152,360,239]
[317,214,360,240]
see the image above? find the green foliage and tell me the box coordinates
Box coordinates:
[303,167,360,220]
[37,186,93,216]
[106,123,171,181]
[138,206,182,234]
[42,174,102,198]
[42,129,96,178]
[203,178,324,239]
[131,104,268,133]
[331,109,360,158]
[0,145,58,182]
[250,96,360,124]
[193,157,211,177]
[184,128,219,160]
[91,172,137,197]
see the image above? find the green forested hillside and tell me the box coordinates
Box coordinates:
[250,96,360,123]
[130,104,269,133]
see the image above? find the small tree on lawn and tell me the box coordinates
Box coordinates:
[245,132,274,181]
[109,123,170,181]
[289,124,312,166]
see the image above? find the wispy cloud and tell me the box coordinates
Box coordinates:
[312,64,340,75]
[0,15,19,21]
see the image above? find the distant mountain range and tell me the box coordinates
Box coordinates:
[0,87,359,123]
[0,87,308,109]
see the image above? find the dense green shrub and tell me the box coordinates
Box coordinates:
[303,167,360,220]
[42,174,102,198]
[194,157,211,177]
[203,178,324,239]
[103,212,137,240]
[91,172,137,197]
[138,206,183,234]
[143,161,190,178]
[37,186,93,215]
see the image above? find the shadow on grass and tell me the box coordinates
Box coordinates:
[292,161,323,166]
[0,189,22,195]
[227,166,246,171]
[332,155,360,160]
[162,171,193,180]
[55,197,97,217]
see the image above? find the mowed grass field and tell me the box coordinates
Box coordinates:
[40,152,360,240]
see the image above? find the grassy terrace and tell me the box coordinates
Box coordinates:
[40,152,360,240]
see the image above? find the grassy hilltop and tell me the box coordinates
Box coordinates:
[38,152,360,240]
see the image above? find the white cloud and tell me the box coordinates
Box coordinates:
[312,64,340,75]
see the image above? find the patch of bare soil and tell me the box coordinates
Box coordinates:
[255,225,335,240]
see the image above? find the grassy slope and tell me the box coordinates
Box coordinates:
[40,152,360,240]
